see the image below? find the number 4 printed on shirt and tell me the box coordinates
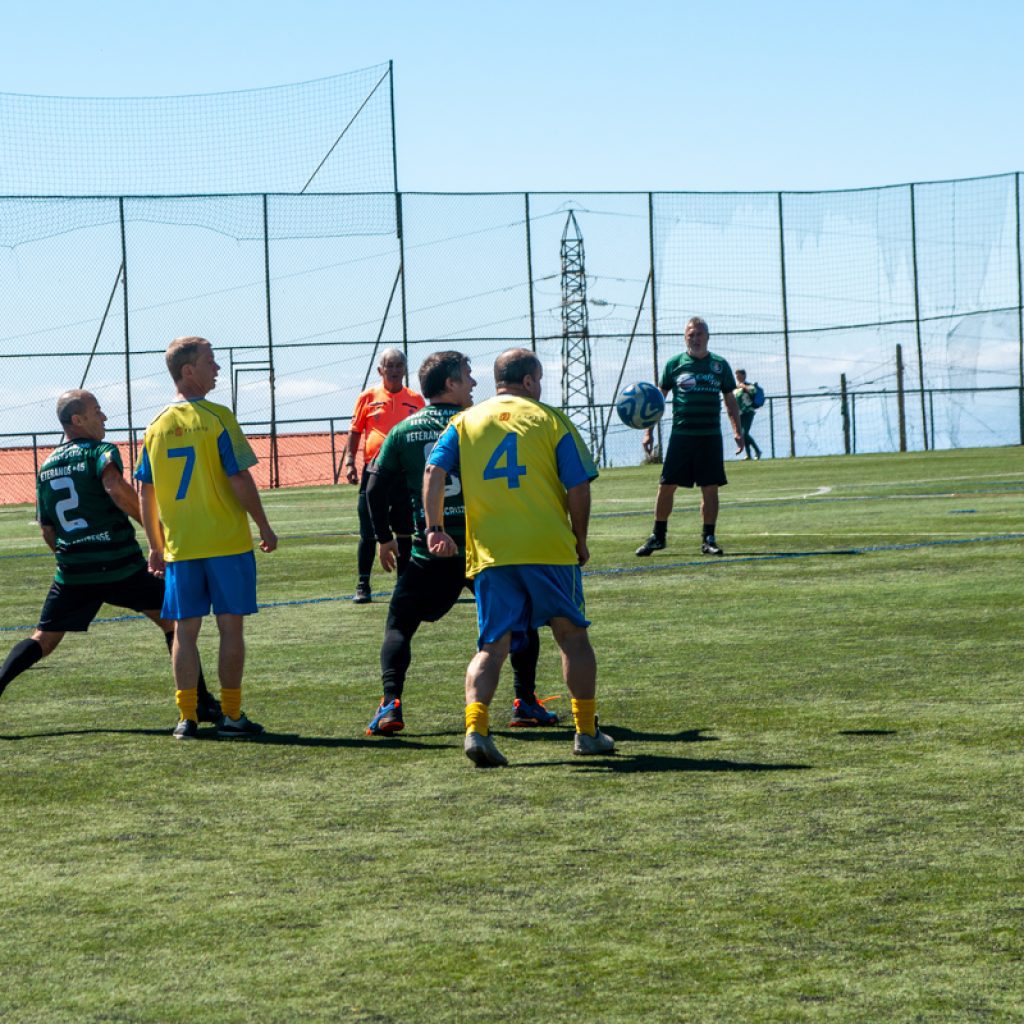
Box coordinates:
[483,433,526,489]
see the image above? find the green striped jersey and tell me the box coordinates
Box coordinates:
[37,440,145,584]
[372,403,466,564]
[660,351,737,436]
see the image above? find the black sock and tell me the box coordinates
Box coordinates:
[703,523,716,539]
[510,629,540,703]
[380,619,417,703]
[0,638,44,696]
[164,630,211,701]
[653,520,668,541]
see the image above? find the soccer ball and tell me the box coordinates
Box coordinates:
[615,382,665,429]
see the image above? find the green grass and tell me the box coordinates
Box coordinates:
[1,446,1023,1023]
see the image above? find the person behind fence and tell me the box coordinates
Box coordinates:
[423,347,614,767]
[733,369,762,460]
[637,316,743,558]
[342,348,425,604]
[0,389,220,722]
[135,337,277,741]
[363,350,556,737]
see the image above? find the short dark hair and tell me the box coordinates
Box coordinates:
[165,336,209,382]
[56,389,92,428]
[418,351,467,399]
[494,347,541,387]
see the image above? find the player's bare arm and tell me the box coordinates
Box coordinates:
[343,428,362,484]
[139,482,166,576]
[566,481,591,566]
[227,469,278,552]
[39,524,57,553]
[423,463,457,557]
[100,462,142,522]
[723,391,744,448]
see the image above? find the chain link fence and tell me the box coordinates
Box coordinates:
[2,175,1022,505]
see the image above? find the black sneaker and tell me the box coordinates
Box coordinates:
[701,536,724,556]
[635,534,666,557]
[196,694,222,724]
[173,718,198,740]
[218,712,265,738]
[353,581,372,604]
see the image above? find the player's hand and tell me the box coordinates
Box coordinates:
[427,530,457,558]
[378,540,399,572]
[344,463,359,485]
[733,430,744,451]
[576,538,590,567]
[641,428,653,454]
[147,548,165,578]
[259,527,278,553]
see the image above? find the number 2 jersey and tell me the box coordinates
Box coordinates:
[134,399,258,561]
[427,395,598,577]
[37,440,145,584]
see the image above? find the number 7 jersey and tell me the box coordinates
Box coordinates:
[134,399,258,561]
[427,395,598,577]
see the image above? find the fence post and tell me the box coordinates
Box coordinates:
[777,192,796,457]
[840,373,851,454]
[768,397,776,459]
[395,191,409,362]
[525,193,537,351]
[909,182,928,449]
[118,197,135,469]
[851,393,857,453]
[1016,172,1023,444]
[896,343,907,452]
[31,434,39,521]
[262,194,279,488]
[647,192,662,453]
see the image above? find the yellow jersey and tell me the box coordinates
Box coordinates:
[135,399,258,561]
[427,395,597,576]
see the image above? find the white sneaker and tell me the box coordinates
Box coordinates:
[464,730,508,767]
[573,722,616,756]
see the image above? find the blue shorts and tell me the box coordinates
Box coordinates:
[474,564,589,651]
[162,551,258,619]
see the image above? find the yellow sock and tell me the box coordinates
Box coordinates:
[465,701,489,736]
[572,698,596,737]
[175,688,198,723]
[221,688,242,720]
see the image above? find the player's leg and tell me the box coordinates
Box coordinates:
[137,592,219,722]
[354,472,376,603]
[637,434,689,556]
[0,630,63,698]
[549,617,614,756]
[170,616,204,738]
[463,633,511,767]
[2,580,102,700]
[509,628,559,726]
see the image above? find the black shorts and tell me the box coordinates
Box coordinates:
[386,555,473,630]
[37,565,164,633]
[661,433,728,489]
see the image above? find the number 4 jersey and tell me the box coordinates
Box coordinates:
[427,395,598,577]
[134,399,258,561]
[37,440,145,584]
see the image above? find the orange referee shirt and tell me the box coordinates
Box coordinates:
[350,384,425,461]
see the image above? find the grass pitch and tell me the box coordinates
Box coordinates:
[1,447,1022,1023]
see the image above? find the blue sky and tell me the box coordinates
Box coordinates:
[2,0,1022,193]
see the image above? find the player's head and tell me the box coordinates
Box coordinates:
[166,336,219,397]
[494,348,543,400]
[684,317,710,357]
[736,369,747,383]
[418,351,475,407]
[377,348,408,393]
[57,389,106,441]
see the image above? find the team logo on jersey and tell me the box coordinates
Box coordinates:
[711,361,722,374]
[499,412,511,421]
[678,374,697,392]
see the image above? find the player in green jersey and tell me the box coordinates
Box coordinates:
[363,351,554,735]
[637,317,744,557]
[0,390,218,721]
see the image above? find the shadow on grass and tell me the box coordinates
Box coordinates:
[508,753,812,773]
[838,729,898,737]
